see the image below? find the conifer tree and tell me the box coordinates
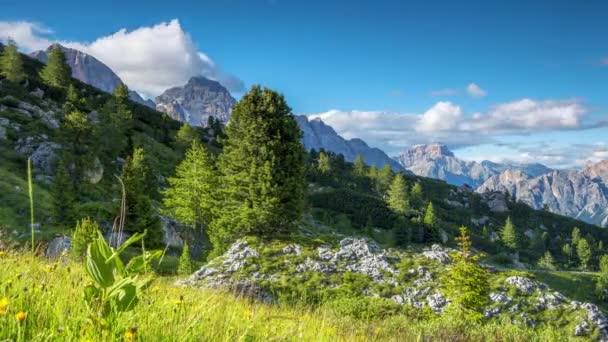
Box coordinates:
[410,182,423,208]
[500,216,518,249]
[177,242,194,275]
[443,226,489,321]
[60,110,95,189]
[423,201,439,242]
[213,86,306,251]
[51,157,75,227]
[537,251,557,270]
[318,151,332,174]
[386,174,409,215]
[175,123,199,156]
[0,40,25,83]
[392,217,409,247]
[596,254,608,300]
[353,154,366,177]
[377,164,393,195]
[163,141,218,233]
[40,45,71,88]
[577,238,592,270]
[98,82,133,161]
[122,148,161,247]
[571,227,581,246]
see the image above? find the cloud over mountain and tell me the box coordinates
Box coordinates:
[0,19,244,97]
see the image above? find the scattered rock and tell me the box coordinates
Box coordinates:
[489,292,511,304]
[280,244,302,256]
[505,276,540,295]
[426,292,449,313]
[30,142,61,175]
[422,244,451,264]
[45,236,71,258]
[471,216,489,226]
[30,88,44,98]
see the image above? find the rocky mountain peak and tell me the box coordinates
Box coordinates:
[583,160,608,182]
[155,76,236,126]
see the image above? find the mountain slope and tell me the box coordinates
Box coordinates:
[296,115,403,170]
[478,165,608,228]
[395,144,552,187]
[30,44,155,107]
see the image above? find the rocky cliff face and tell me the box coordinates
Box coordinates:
[395,144,552,188]
[296,116,403,170]
[155,76,236,126]
[477,164,608,228]
[30,44,154,108]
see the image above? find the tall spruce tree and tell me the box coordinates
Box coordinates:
[213,86,306,252]
[51,157,75,227]
[98,82,133,162]
[386,174,409,215]
[410,182,423,208]
[0,40,25,83]
[175,123,199,156]
[377,164,393,195]
[60,110,96,190]
[40,45,71,89]
[500,216,519,249]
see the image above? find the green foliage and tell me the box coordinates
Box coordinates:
[317,151,332,174]
[353,154,366,177]
[163,141,217,242]
[122,148,161,247]
[386,173,409,215]
[39,45,71,89]
[326,296,401,319]
[410,182,423,207]
[60,109,96,190]
[443,227,490,321]
[51,157,75,227]
[537,251,557,271]
[571,227,581,246]
[500,216,519,249]
[71,218,100,258]
[83,230,160,319]
[577,238,592,270]
[98,83,134,161]
[376,164,393,195]
[0,40,25,83]
[175,123,199,156]
[423,201,440,243]
[177,242,194,276]
[213,86,306,251]
[596,255,608,301]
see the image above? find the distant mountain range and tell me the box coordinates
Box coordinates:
[395,143,608,227]
[31,44,607,227]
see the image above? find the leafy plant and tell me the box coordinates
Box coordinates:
[83,230,161,319]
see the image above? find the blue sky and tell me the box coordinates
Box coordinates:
[1,0,607,167]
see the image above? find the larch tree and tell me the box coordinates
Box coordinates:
[500,216,519,249]
[386,173,409,215]
[577,238,592,270]
[410,182,423,208]
[0,40,25,83]
[423,201,440,243]
[376,164,394,195]
[39,45,71,88]
[212,86,306,253]
[353,154,366,177]
[317,151,332,174]
[175,123,200,156]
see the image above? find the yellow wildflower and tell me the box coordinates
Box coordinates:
[0,297,9,315]
[15,311,27,322]
[124,326,138,341]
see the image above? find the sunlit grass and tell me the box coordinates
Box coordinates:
[0,250,581,341]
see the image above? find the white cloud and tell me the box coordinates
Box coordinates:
[466,83,487,97]
[0,20,244,97]
[305,98,605,157]
[416,101,463,132]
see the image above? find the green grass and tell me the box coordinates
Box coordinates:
[0,250,578,342]
[533,270,604,310]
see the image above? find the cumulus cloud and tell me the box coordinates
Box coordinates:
[0,20,244,97]
[305,98,606,157]
[416,102,463,132]
[466,83,487,97]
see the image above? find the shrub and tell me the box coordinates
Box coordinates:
[71,218,100,258]
[177,243,194,276]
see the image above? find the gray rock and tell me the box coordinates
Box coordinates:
[30,88,44,98]
[84,157,104,184]
[0,117,9,126]
[30,142,61,175]
[45,236,71,258]
[0,126,5,140]
[422,244,451,264]
[489,292,511,304]
[505,276,539,295]
[471,216,489,226]
[280,244,302,256]
[426,292,449,313]
[159,216,184,248]
[574,320,590,336]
